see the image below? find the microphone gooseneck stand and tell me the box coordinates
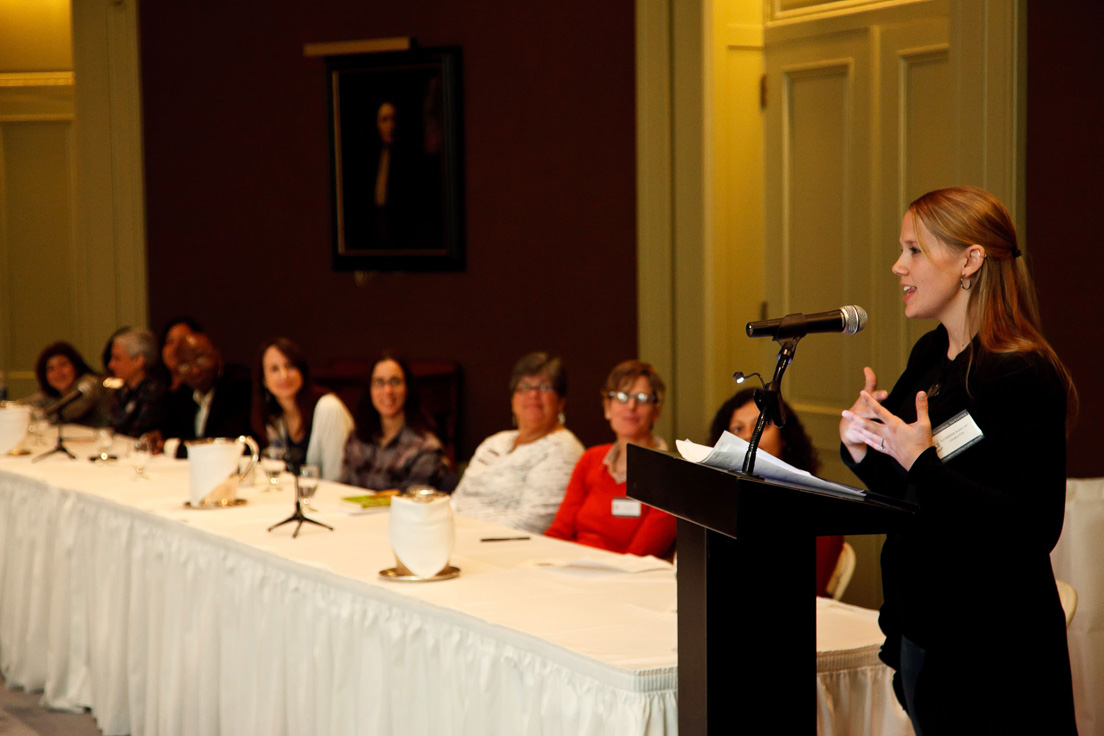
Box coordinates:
[33,412,77,463]
[739,313,811,477]
[267,475,333,539]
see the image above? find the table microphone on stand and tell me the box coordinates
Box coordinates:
[32,374,102,462]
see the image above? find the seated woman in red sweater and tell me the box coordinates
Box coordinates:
[708,387,845,597]
[545,360,675,557]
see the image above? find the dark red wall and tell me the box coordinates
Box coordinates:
[139,1,637,458]
[1027,4,1104,477]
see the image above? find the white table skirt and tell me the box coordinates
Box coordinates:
[1051,478,1104,736]
[0,435,908,735]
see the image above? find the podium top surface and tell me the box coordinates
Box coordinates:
[627,444,914,539]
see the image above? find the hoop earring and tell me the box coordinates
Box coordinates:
[960,276,973,290]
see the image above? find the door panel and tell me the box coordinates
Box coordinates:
[0,77,76,399]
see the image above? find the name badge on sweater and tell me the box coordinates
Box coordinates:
[932,410,984,461]
[612,498,642,517]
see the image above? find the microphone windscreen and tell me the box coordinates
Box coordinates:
[76,373,99,395]
[840,305,868,335]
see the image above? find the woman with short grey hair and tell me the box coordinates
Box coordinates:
[451,352,584,533]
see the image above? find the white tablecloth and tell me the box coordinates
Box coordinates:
[1052,478,1104,736]
[0,432,909,735]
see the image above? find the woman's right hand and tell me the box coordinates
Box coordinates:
[840,367,887,463]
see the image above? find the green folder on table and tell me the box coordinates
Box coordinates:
[340,494,393,513]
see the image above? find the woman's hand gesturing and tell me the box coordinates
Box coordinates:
[840,367,887,463]
[841,369,934,470]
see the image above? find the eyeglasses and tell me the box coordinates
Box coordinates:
[514,383,556,395]
[606,390,659,405]
[176,356,215,374]
[371,377,405,388]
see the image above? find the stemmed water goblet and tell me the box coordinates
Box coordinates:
[94,428,115,463]
[132,438,151,479]
[297,465,320,511]
[27,409,46,448]
[261,446,286,490]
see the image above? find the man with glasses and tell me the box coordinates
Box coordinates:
[158,333,253,456]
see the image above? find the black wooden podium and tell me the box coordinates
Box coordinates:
[627,445,913,734]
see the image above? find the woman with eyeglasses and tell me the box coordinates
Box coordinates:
[341,351,449,492]
[451,352,584,533]
[545,360,675,557]
[253,337,354,481]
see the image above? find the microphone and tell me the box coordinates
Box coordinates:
[746,305,868,339]
[42,374,100,416]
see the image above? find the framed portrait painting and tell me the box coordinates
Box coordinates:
[326,47,464,271]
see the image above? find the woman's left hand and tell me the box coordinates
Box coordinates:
[840,390,934,470]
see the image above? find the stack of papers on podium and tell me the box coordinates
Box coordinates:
[676,431,865,498]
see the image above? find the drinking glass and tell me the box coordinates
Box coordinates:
[298,465,320,511]
[27,409,46,447]
[95,428,115,463]
[132,438,151,479]
[260,447,285,490]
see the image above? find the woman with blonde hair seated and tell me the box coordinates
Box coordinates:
[545,360,675,557]
[451,352,584,534]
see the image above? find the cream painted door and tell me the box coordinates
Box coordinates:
[763,1,957,485]
[0,74,79,398]
[761,0,1023,606]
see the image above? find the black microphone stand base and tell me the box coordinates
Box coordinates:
[267,500,333,539]
[32,426,77,463]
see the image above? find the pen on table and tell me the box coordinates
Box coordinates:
[480,536,531,542]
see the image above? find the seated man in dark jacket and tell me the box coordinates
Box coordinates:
[109,329,169,438]
[163,333,253,455]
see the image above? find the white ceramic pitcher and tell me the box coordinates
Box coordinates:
[389,486,455,578]
[0,403,29,455]
[185,436,259,506]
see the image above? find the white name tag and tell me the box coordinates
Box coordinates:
[932,410,984,461]
[612,498,642,518]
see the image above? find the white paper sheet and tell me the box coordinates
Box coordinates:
[676,431,866,498]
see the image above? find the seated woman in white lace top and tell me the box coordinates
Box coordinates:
[451,352,584,534]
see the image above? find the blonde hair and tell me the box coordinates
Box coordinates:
[908,186,1076,421]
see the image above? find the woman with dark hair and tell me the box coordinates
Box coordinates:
[253,338,354,481]
[340,352,448,492]
[451,352,584,534]
[708,387,820,469]
[20,341,110,427]
[546,360,675,557]
[839,186,1077,733]
[709,387,842,596]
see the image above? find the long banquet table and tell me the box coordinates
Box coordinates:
[0,432,910,735]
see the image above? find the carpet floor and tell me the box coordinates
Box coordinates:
[0,675,102,736]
